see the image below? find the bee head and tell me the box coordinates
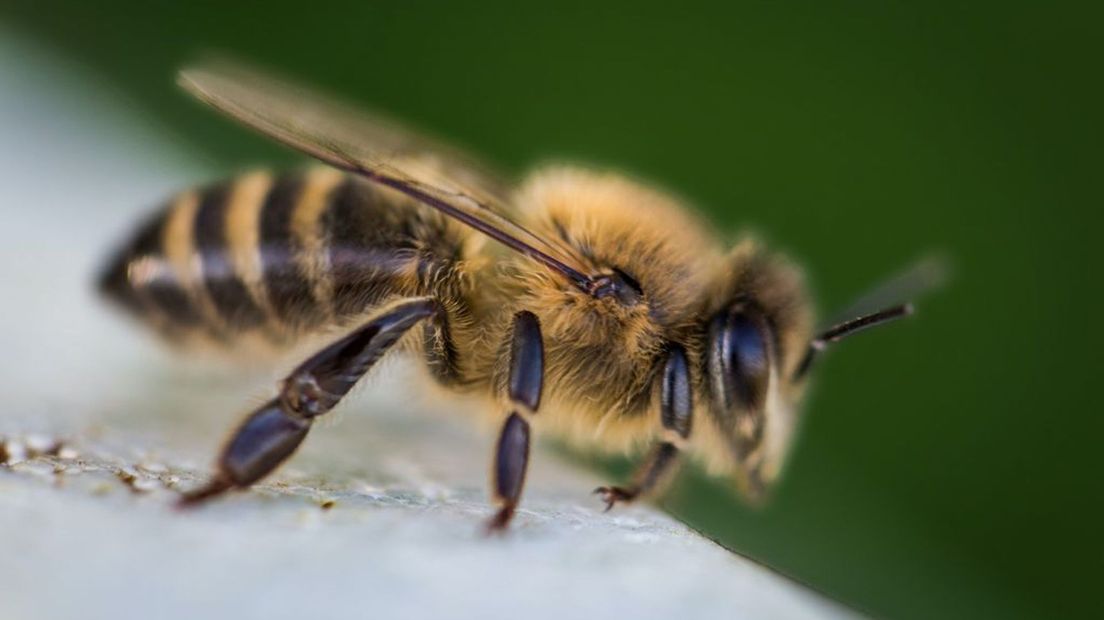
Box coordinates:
[705,243,814,503]
[707,245,934,503]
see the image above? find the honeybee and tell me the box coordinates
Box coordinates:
[99,61,936,530]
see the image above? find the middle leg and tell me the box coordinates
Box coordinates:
[486,310,544,531]
[595,344,692,511]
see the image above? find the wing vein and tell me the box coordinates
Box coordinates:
[178,59,597,291]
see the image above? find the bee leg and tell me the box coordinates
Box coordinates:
[487,311,543,532]
[178,298,439,506]
[594,443,681,511]
[594,344,691,511]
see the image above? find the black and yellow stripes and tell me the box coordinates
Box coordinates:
[193,178,267,331]
[163,188,229,336]
[258,173,325,329]
[109,206,202,329]
[255,167,344,328]
[292,168,344,314]
[325,177,422,317]
[99,168,468,346]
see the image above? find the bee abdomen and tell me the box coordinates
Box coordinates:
[99,168,467,345]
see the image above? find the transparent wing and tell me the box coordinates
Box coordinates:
[823,254,949,329]
[178,59,594,289]
[792,255,948,380]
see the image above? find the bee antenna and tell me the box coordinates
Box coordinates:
[791,303,913,381]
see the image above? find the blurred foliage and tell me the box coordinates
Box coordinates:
[3,1,1100,617]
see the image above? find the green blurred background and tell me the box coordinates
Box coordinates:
[3,2,1099,617]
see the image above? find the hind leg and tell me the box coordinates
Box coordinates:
[179,297,439,505]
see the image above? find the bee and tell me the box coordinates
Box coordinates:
[98,61,937,530]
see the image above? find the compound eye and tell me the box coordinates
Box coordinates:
[715,310,772,411]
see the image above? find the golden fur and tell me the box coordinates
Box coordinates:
[104,164,816,502]
[458,166,814,493]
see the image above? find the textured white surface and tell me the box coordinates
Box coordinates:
[0,28,852,620]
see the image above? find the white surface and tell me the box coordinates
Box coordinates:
[0,28,852,620]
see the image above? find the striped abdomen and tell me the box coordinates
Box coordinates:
[99,168,469,345]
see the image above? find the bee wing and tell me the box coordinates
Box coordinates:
[791,255,948,381]
[823,255,949,330]
[178,59,595,289]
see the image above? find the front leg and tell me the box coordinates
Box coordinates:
[595,344,691,511]
[487,311,543,532]
[179,298,438,505]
